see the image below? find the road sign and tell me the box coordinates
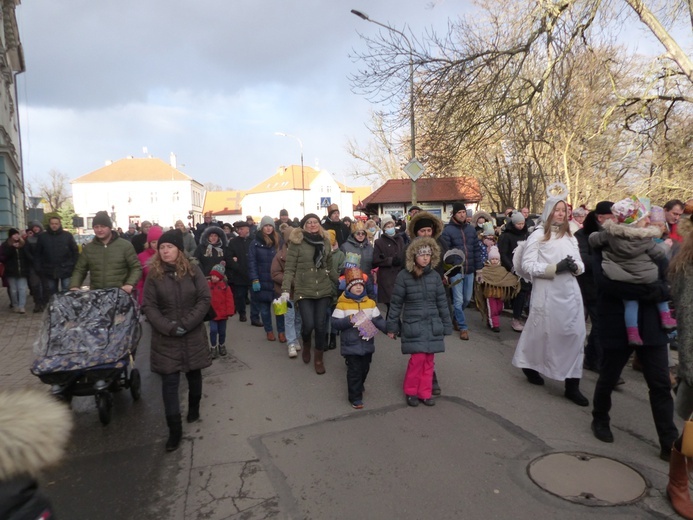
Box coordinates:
[403,158,425,181]
[320,197,332,208]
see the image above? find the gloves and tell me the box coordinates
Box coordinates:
[392,256,402,267]
[252,280,261,292]
[556,256,576,274]
[175,327,187,337]
[281,292,290,302]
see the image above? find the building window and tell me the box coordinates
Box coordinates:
[173,191,179,202]
[325,186,332,193]
[150,192,158,203]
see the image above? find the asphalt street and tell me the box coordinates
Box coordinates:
[0,289,685,519]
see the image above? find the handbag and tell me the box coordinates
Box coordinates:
[204,306,216,322]
[682,413,693,457]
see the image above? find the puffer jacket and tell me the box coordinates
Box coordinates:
[69,231,141,289]
[248,230,280,303]
[0,239,29,278]
[589,219,666,284]
[387,237,453,354]
[282,227,338,300]
[439,217,483,274]
[35,225,79,279]
[0,389,72,520]
[227,235,253,286]
[141,262,212,375]
[331,292,387,356]
[193,226,231,276]
[497,223,528,273]
[209,278,235,319]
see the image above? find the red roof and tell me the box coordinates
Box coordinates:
[362,177,481,205]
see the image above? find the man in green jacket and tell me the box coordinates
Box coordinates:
[70,211,142,293]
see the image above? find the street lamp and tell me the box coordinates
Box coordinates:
[351,9,418,205]
[275,132,306,217]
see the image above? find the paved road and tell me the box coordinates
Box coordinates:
[0,289,684,519]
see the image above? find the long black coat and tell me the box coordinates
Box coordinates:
[0,241,29,278]
[372,233,405,304]
[227,235,253,286]
[142,262,212,375]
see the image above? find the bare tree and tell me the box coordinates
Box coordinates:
[203,182,223,192]
[38,170,71,212]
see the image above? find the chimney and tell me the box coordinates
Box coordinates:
[170,152,177,169]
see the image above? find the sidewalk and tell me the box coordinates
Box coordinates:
[0,287,45,390]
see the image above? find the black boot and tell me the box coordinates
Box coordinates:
[328,333,337,350]
[522,368,545,386]
[432,371,441,396]
[564,378,589,407]
[165,415,183,451]
[187,393,201,423]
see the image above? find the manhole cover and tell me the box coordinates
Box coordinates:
[528,452,647,506]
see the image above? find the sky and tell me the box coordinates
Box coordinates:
[16,0,473,192]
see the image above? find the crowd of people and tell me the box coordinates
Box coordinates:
[2,193,693,517]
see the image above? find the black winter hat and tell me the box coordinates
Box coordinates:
[300,213,321,228]
[595,201,615,215]
[452,202,467,215]
[158,229,184,251]
[92,211,112,228]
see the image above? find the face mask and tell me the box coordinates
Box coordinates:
[368,228,376,233]
[385,227,396,236]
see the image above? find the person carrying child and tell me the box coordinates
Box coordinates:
[331,267,387,409]
[476,245,520,332]
[387,237,453,407]
[589,197,677,347]
[208,264,235,358]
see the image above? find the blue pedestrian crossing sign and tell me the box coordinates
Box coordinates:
[320,197,331,208]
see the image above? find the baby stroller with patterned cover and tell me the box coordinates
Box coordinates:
[31,288,142,425]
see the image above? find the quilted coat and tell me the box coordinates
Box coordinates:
[372,232,405,304]
[34,226,79,279]
[69,231,141,289]
[141,262,212,375]
[281,226,338,300]
[193,226,231,276]
[439,216,483,274]
[209,278,235,319]
[248,230,280,303]
[386,237,453,354]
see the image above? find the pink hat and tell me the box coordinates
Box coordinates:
[147,225,164,243]
[488,245,500,261]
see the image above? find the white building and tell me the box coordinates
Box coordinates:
[241,165,355,220]
[71,155,204,230]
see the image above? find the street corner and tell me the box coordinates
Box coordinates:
[185,458,280,520]
[247,397,628,519]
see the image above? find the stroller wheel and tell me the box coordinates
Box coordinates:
[129,369,141,401]
[96,393,113,425]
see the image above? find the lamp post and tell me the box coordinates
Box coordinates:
[351,9,418,205]
[275,132,306,217]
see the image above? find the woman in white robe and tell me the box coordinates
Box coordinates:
[512,192,588,406]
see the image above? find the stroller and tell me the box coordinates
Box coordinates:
[31,288,142,425]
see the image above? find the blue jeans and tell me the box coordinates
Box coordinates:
[7,277,28,308]
[284,300,302,344]
[209,319,228,345]
[623,300,639,328]
[42,276,72,301]
[257,300,285,334]
[450,273,475,330]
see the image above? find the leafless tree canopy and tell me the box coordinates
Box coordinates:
[37,170,71,213]
[349,0,693,210]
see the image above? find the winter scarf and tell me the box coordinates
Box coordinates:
[204,242,224,258]
[303,231,326,268]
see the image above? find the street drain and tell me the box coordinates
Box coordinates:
[527,452,647,506]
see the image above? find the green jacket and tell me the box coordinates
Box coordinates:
[70,231,142,289]
[282,227,338,300]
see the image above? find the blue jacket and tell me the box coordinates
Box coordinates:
[248,232,280,303]
[439,218,483,274]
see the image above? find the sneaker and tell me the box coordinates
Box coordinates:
[288,343,298,358]
[511,319,524,332]
[294,342,302,351]
[18,307,25,314]
[351,400,364,409]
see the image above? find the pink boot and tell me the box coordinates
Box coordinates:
[660,311,678,331]
[626,327,643,346]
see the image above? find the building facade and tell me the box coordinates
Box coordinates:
[71,156,204,231]
[0,0,24,238]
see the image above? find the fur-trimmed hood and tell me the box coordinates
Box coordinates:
[199,225,228,248]
[405,236,441,272]
[472,211,494,227]
[288,225,329,245]
[407,211,444,241]
[602,218,662,239]
[0,389,72,481]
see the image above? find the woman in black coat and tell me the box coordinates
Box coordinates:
[497,213,530,332]
[372,215,405,315]
[142,230,212,452]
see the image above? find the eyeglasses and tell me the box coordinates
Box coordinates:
[355,231,366,236]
